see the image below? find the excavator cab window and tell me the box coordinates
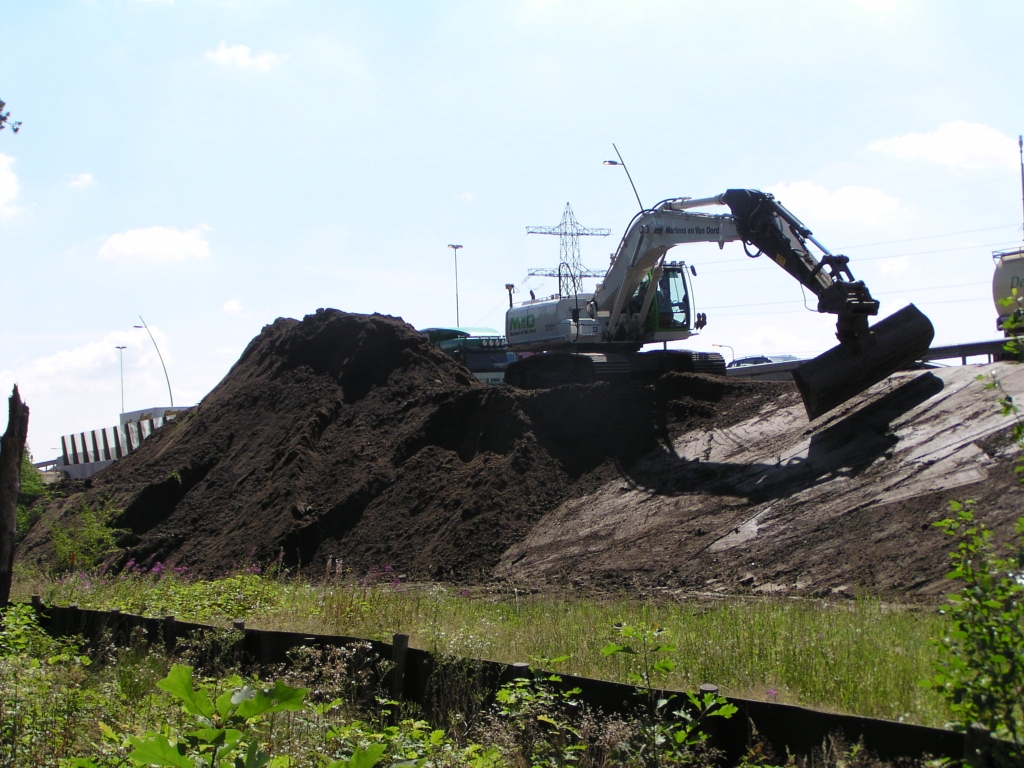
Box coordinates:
[654,266,690,331]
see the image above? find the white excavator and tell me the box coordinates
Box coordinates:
[504,189,935,420]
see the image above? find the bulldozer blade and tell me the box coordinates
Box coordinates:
[792,304,935,420]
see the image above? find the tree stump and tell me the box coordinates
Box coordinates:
[0,385,30,607]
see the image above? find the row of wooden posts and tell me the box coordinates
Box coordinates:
[26,597,986,766]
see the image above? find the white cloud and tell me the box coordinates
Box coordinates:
[879,255,914,277]
[204,41,287,72]
[131,0,173,4]
[455,192,474,203]
[223,299,243,315]
[0,329,177,450]
[735,323,835,357]
[5,337,123,383]
[848,0,910,14]
[767,181,905,226]
[0,330,163,392]
[98,224,211,264]
[68,172,95,190]
[0,153,21,218]
[869,120,1018,171]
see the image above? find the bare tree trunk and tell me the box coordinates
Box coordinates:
[0,385,29,608]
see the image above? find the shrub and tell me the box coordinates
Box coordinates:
[930,502,1024,764]
[15,450,48,543]
[49,499,126,572]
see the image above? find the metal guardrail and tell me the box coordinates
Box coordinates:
[725,339,1013,382]
[919,339,1008,365]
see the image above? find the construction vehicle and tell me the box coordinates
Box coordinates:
[993,245,1024,334]
[421,327,519,385]
[504,188,935,419]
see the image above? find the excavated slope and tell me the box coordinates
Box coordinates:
[497,364,1024,597]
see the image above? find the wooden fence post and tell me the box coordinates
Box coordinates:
[391,633,409,700]
[163,615,177,653]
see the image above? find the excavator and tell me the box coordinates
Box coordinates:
[503,189,934,420]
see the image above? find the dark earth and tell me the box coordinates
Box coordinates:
[19,309,1024,598]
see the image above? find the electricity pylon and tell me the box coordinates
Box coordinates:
[526,203,610,298]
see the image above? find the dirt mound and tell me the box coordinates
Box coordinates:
[20,310,782,580]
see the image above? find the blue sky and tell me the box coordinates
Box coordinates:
[2,0,1023,458]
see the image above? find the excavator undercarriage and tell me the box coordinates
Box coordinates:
[504,349,726,389]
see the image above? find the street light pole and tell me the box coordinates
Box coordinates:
[115,346,126,414]
[447,244,463,326]
[133,316,173,407]
[602,143,644,212]
[712,343,735,364]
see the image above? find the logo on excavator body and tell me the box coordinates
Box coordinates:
[509,314,536,332]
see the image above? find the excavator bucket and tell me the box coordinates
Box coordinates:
[792,304,935,420]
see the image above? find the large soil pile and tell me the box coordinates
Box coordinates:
[21,310,782,581]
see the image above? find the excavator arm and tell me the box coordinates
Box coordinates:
[594,189,885,347]
[720,189,880,348]
[717,189,934,417]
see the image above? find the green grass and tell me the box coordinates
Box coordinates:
[22,569,951,729]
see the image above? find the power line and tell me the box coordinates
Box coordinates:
[700,282,990,312]
[693,239,1020,275]
[705,295,990,317]
[835,223,1019,250]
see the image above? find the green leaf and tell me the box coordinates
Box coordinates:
[347,744,387,768]
[241,740,271,768]
[710,702,739,718]
[128,734,196,768]
[188,728,226,746]
[157,665,215,719]
[216,689,236,720]
[235,681,307,719]
[653,659,676,674]
[600,642,624,656]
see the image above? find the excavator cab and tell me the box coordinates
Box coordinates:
[653,264,691,331]
[629,264,692,334]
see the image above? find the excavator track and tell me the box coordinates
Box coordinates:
[504,350,726,389]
